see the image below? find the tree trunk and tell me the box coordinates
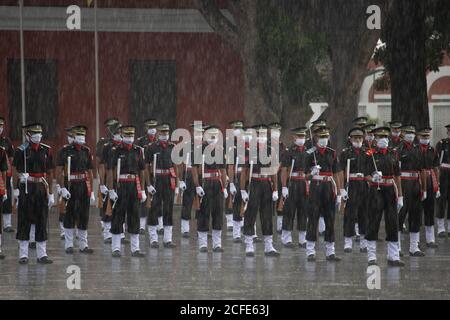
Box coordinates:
[386,0,429,127]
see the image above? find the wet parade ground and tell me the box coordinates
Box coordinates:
[0,206,450,300]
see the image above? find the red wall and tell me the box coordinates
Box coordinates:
[0,30,244,156]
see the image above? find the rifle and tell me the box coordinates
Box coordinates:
[192,154,205,210]
[146,154,156,208]
[226,156,238,210]
[175,152,189,205]
[277,159,294,212]
[240,160,253,217]
[107,157,120,216]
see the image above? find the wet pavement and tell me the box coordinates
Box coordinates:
[0,206,449,300]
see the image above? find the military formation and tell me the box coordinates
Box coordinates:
[0,115,448,268]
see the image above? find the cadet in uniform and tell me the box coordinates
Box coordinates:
[363,123,377,149]
[305,126,342,261]
[55,126,74,240]
[339,128,368,253]
[136,119,159,234]
[365,127,404,266]
[0,117,15,233]
[389,121,403,149]
[146,123,178,248]
[192,125,228,252]
[12,123,55,264]
[57,125,95,254]
[107,125,147,258]
[395,125,424,256]
[0,144,8,259]
[280,127,309,248]
[435,124,450,237]
[240,124,279,257]
[417,127,439,248]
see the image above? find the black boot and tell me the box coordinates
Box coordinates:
[37,256,53,264]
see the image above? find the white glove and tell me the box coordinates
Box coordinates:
[241,190,249,202]
[100,185,109,195]
[372,171,383,183]
[336,195,342,207]
[13,188,19,199]
[90,191,96,206]
[55,184,61,195]
[48,193,55,207]
[340,188,348,201]
[19,173,29,183]
[229,183,237,196]
[282,187,289,199]
[272,191,279,202]
[421,191,427,201]
[140,190,147,203]
[311,165,321,176]
[196,186,205,197]
[397,196,404,212]
[61,187,71,200]
[179,181,187,191]
[147,185,157,195]
[436,189,441,199]
[2,194,7,202]
[223,188,229,199]
[109,189,118,202]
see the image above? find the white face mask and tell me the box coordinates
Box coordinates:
[366,135,374,142]
[295,138,306,146]
[244,135,252,143]
[74,135,85,145]
[420,138,430,145]
[391,131,401,137]
[30,133,42,144]
[122,136,134,145]
[0,126,3,135]
[159,134,169,142]
[67,136,74,144]
[207,137,218,145]
[147,128,156,136]
[271,131,281,139]
[233,129,241,137]
[377,137,389,148]
[113,134,122,142]
[257,137,268,144]
[404,133,415,142]
[318,138,328,148]
[352,141,362,149]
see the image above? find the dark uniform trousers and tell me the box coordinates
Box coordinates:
[344,180,368,237]
[423,173,436,226]
[148,175,174,226]
[232,172,243,222]
[437,170,450,220]
[111,182,140,235]
[16,182,48,242]
[181,171,195,221]
[282,179,308,231]
[276,172,283,217]
[2,176,12,215]
[306,181,335,242]
[64,181,90,230]
[398,179,421,233]
[243,180,273,236]
[101,193,112,223]
[198,179,223,232]
[366,185,399,242]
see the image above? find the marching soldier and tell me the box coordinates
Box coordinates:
[178,122,205,238]
[305,126,342,261]
[365,127,404,266]
[435,124,450,237]
[0,117,15,233]
[226,121,246,242]
[146,123,179,248]
[192,125,228,252]
[240,124,279,257]
[0,145,8,259]
[55,126,74,240]
[353,117,368,128]
[280,127,309,248]
[339,128,368,253]
[12,123,55,264]
[136,118,159,234]
[395,125,424,256]
[107,125,147,258]
[268,122,286,235]
[57,125,96,255]
[417,127,439,248]
[363,123,377,149]
[389,121,403,149]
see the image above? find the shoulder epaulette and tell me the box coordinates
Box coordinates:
[18,142,29,151]
[306,147,316,154]
[326,146,335,152]
[40,143,51,149]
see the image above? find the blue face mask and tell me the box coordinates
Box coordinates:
[377,138,389,148]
